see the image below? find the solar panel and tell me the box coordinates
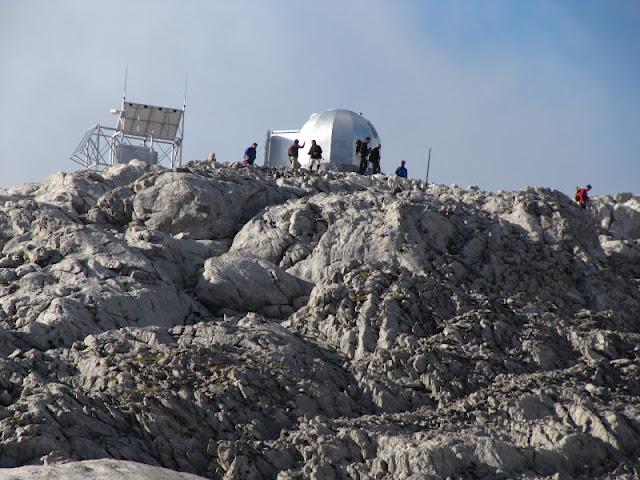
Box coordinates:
[117,102,183,141]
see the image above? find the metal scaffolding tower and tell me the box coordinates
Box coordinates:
[71,71,185,170]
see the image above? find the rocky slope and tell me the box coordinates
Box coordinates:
[0,160,639,479]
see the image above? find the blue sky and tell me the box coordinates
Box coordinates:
[0,0,638,195]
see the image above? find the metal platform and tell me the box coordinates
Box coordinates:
[71,71,185,170]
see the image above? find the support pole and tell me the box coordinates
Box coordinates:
[178,74,187,168]
[426,147,432,185]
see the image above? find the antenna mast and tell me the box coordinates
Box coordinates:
[123,65,128,102]
[179,74,187,167]
[426,147,432,185]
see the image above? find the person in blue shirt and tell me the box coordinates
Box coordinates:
[395,160,408,178]
[243,143,258,165]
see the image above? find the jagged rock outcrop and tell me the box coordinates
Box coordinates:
[0,160,639,479]
[196,252,313,318]
[0,459,209,480]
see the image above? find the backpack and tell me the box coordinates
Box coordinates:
[574,187,580,202]
[355,139,362,154]
[288,145,296,156]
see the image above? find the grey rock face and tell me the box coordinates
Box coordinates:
[196,252,312,318]
[0,459,209,480]
[131,169,303,240]
[0,160,639,479]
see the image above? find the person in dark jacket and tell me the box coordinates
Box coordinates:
[243,143,258,165]
[357,137,370,174]
[287,139,305,170]
[369,144,381,174]
[307,140,323,171]
[395,160,408,178]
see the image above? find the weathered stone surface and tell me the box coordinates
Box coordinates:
[0,160,638,479]
[0,459,209,480]
[195,252,312,318]
[130,168,303,240]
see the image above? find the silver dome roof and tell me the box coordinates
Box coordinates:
[298,109,380,171]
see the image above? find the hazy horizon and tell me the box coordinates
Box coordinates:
[1,0,638,196]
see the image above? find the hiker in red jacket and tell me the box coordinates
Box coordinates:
[288,139,305,170]
[575,184,592,209]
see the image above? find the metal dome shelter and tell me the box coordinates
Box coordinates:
[264,109,381,172]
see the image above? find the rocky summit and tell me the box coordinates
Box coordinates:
[0,160,639,480]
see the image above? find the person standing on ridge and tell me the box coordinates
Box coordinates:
[307,140,323,171]
[369,144,381,174]
[287,139,305,170]
[395,160,408,178]
[243,143,258,166]
[357,137,370,174]
[575,184,592,209]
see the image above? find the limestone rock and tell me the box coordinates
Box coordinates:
[0,161,638,479]
[0,459,209,480]
[195,252,312,318]
[131,170,302,240]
